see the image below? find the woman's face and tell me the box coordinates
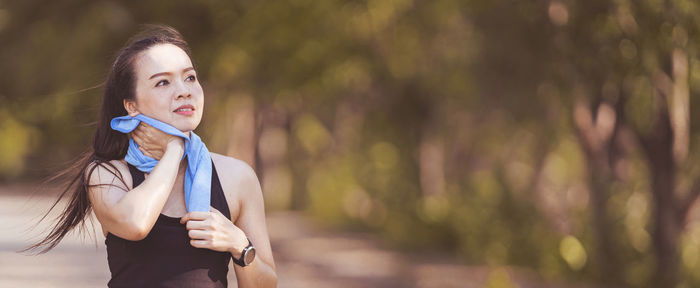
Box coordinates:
[125,43,204,135]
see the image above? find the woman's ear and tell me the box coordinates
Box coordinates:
[123,99,139,116]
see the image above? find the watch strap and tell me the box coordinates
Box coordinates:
[232,239,253,267]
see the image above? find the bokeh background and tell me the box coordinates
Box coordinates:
[1,0,700,287]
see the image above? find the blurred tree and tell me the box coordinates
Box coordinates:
[2,0,700,287]
[548,0,700,286]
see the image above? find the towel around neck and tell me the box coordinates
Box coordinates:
[110,114,211,212]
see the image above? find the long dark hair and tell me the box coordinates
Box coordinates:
[22,24,193,253]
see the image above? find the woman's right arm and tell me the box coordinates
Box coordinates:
[87,139,184,241]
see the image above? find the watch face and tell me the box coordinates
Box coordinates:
[244,247,256,265]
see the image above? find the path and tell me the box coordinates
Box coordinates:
[0,184,595,288]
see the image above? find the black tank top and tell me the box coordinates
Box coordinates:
[105,161,232,288]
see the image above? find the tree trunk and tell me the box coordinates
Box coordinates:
[639,101,681,287]
[573,100,621,285]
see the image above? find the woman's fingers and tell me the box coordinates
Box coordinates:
[133,122,175,154]
[180,211,210,224]
[129,123,167,160]
[133,131,151,149]
[133,129,154,149]
[139,122,161,137]
[190,239,208,248]
[210,206,223,216]
[133,135,149,151]
[134,123,154,140]
[188,229,210,240]
[136,130,152,142]
[137,122,150,130]
[185,219,211,230]
[133,124,146,136]
[132,129,143,140]
[138,146,153,158]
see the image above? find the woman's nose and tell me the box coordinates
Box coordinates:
[175,81,191,99]
[176,92,191,99]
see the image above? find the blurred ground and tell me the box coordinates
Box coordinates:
[0,184,593,288]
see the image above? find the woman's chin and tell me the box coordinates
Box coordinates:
[175,123,199,134]
[169,117,199,131]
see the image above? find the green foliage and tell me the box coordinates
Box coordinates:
[2,0,700,287]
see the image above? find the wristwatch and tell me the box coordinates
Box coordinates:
[233,238,256,267]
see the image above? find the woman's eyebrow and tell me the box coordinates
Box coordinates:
[149,72,171,80]
[148,67,195,80]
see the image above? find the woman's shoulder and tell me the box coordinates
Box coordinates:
[210,153,258,181]
[210,153,260,197]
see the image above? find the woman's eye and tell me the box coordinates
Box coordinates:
[186,75,196,81]
[155,80,169,87]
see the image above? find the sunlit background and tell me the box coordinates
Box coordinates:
[1,0,700,287]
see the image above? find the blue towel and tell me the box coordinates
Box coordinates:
[110,114,211,212]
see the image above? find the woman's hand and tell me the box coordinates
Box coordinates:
[131,122,184,160]
[180,207,250,257]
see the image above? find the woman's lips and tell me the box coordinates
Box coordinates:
[175,110,194,116]
[174,105,195,116]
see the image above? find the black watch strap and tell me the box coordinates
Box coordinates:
[232,239,253,267]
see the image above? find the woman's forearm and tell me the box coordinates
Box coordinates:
[234,257,278,288]
[113,141,184,237]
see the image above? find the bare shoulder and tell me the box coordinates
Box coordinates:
[210,153,261,199]
[210,153,259,187]
[210,153,262,222]
[85,159,132,190]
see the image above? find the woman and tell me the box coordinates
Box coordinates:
[25,25,277,287]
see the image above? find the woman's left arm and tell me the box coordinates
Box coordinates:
[229,163,277,287]
[180,161,277,288]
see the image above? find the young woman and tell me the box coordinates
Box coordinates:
[26,25,277,287]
